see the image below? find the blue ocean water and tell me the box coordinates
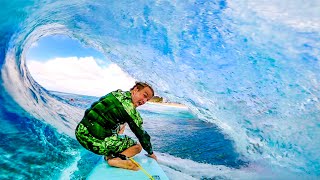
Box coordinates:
[0,0,319,179]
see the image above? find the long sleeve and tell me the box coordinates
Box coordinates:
[126,118,153,155]
[111,90,153,155]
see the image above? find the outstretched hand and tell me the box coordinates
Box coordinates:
[146,153,158,161]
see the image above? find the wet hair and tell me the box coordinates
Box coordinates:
[130,82,154,97]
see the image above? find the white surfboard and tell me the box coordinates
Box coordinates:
[86,152,169,180]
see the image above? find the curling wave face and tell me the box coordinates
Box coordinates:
[0,0,319,179]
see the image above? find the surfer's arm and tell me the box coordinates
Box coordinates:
[126,119,153,155]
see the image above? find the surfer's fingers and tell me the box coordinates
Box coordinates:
[145,153,158,161]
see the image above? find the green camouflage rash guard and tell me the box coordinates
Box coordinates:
[112,90,143,129]
[75,89,153,155]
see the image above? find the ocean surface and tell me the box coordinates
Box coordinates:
[0,0,319,179]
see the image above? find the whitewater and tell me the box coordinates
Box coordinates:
[0,0,319,179]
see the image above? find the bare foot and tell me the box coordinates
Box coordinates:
[107,158,139,171]
[104,155,113,161]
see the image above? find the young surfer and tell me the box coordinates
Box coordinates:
[75,82,157,170]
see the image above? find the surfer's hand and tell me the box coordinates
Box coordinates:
[146,153,157,161]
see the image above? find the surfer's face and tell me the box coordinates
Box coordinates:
[131,86,153,107]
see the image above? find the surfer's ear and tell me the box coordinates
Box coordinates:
[132,86,139,94]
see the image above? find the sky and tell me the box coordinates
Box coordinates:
[27,35,136,96]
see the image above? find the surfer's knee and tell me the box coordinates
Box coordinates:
[133,144,142,153]
[128,144,142,153]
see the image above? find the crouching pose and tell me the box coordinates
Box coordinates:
[75,82,157,170]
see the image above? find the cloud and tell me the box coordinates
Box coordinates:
[27,57,136,96]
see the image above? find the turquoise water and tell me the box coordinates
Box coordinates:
[0,0,319,179]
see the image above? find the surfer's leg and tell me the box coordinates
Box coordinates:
[107,157,139,170]
[121,143,142,157]
[75,124,139,171]
[106,144,142,170]
[103,134,141,170]
[104,134,139,156]
[104,144,141,160]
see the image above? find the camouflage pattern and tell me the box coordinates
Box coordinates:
[75,123,137,156]
[75,89,153,155]
[112,90,153,155]
[112,90,143,128]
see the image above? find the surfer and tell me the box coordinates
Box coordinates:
[75,82,157,171]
